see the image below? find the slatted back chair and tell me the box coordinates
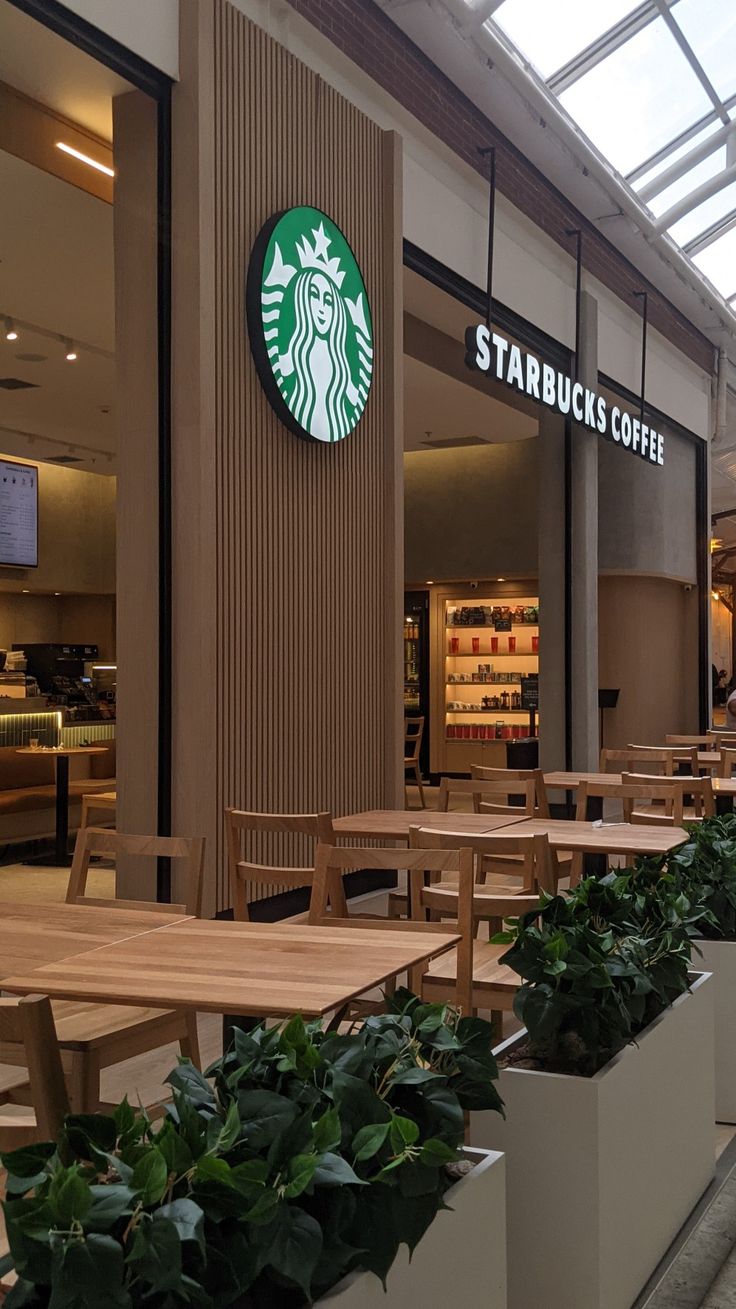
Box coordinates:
[0,996,70,1149]
[438,775,537,816]
[720,747,736,779]
[470,765,550,817]
[709,731,736,750]
[577,777,685,828]
[599,748,675,776]
[621,773,714,823]
[67,828,206,917]
[404,717,426,809]
[225,810,340,922]
[627,744,699,776]
[408,827,561,1016]
[665,734,717,748]
[51,827,207,1117]
[308,844,476,1011]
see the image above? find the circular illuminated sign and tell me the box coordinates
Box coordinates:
[247,206,374,443]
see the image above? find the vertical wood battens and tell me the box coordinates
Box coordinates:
[209,2,400,910]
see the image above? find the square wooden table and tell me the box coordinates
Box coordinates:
[0,900,193,980]
[333,810,525,841]
[1,918,461,1018]
[544,771,622,790]
[495,817,689,857]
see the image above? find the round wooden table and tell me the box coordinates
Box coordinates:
[17,746,107,866]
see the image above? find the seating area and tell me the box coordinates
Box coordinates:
[0,739,116,846]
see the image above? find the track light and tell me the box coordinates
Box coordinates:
[4,318,18,342]
[64,339,77,362]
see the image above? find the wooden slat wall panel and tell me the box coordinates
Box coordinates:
[209,2,402,911]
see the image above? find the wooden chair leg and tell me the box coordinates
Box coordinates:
[414,765,426,809]
[68,1051,101,1115]
[180,1013,201,1069]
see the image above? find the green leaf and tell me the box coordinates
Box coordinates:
[48,1167,92,1226]
[86,1184,136,1231]
[51,1232,128,1307]
[0,1142,55,1181]
[313,1106,341,1154]
[128,1214,182,1294]
[353,1122,390,1162]
[131,1148,169,1205]
[267,1208,323,1299]
[63,1114,117,1161]
[419,1137,459,1167]
[166,1063,217,1109]
[155,1198,206,1255]
[113,1097,136,1138]
[391,1115,419,1148]
[235,1090,299,1150]
[283,1152,318,1199]
[210,1099,241,1154]
[313,1151,366,1188]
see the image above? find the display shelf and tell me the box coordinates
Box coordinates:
[446,708,537,715]
[445,623,538,631]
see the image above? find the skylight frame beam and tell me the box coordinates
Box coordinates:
[546,0,671,95]
[638,119,736,203]
[652,160,736,232]
[683,206,736,258]
[627,97,736,185]
[652,0,730,126]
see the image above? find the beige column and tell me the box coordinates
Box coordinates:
[113,90,160,898]
[570,289,600,770]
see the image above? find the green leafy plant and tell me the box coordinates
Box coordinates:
[496,865,697,1076]
[664,812,736,940]
[0,991,502,1308]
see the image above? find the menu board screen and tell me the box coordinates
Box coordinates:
[0,461,37,567]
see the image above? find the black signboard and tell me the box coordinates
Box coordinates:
[521,674,539,710]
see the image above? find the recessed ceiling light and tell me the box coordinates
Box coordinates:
[497,577,506,582]
[64,339,77,362]
[56,141,114,178]
[4,317,17,342]
[21,589,29,594]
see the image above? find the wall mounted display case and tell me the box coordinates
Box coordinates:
[427,582,539,775]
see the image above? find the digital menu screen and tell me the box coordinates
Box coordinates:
[0,461,38,567]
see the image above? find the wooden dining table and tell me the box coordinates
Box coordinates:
[0,900,193,980]
[332,810,526,840]
[497,817,689,857]
[0,918,461,1018]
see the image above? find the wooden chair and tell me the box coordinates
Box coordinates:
[709,731,736,749]
[225,810,344,922]
[665,734,717,748]
[15,828,208,1115]
[404,717,425,809]
[307,844,478,1012]
[408,827,561,1018]
[626,744,699,776]
[599,748,675,776]
[438,775,537,815]
[620,773,714,824]
[81,789,117,830]
[0,996,69,1149]
[720,747,736,779]
[470,765,550,816]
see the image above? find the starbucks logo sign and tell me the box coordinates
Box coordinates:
[247,206,374,443]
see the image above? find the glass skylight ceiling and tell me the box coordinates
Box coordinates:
[490,0,736,303]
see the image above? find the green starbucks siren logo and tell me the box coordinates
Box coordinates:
[247,206,373,443]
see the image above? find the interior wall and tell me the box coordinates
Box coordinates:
[171,0,403,913]
[712,595,732,682]
[0,460,115,594]
[404,440,538,583]
[598,424,698,584]
[598,575,699,748]
[0,592,115,656]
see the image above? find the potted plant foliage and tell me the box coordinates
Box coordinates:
[664,812,736,1121]
[470,865,715,1309]
[0,992,506,1309]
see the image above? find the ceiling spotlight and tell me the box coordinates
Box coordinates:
[64,339,77,362]
[56,141,114,178]
[4,318,18,341]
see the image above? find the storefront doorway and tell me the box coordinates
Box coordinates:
[0,0,169,898]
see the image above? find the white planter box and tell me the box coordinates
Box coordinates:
[470,973,715,1309]
[695,939,736,1122]
[317,1148,506,1307]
